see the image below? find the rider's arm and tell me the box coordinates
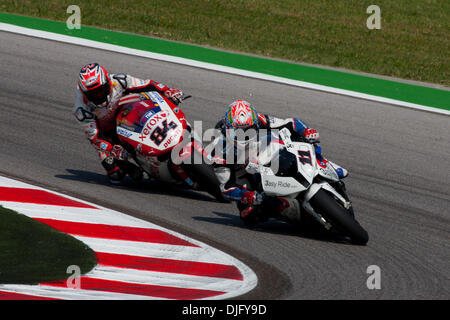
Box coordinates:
[263,115,308,135]
[264,115,319,142]
[112,74,181,100]
[73,90,115,154]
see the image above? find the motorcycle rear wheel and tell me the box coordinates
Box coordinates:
[182,162,229,203]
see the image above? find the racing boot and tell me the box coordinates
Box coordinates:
[237,199,270,227]
[239,206,258,228]
[276,198,301,222]
[102,156,126,185]
[314,145,348,179]
[253,196,301,224]
[121,161,144,183]
[169,162,198,189]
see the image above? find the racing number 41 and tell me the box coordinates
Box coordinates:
[150,120,178,145]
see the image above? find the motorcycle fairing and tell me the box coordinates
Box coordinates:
[116,92,187,157]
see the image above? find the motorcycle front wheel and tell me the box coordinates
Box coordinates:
[309,189,369,245]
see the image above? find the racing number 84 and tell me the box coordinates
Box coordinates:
[150,120,178,146]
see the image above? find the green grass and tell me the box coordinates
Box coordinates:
[1,0,449,86]
[0,206,97,284]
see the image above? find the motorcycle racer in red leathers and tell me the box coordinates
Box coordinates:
[212,100,349,227]
[73,63,183,184]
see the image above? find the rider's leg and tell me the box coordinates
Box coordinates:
[237,202,259,227]
[169,161,197,188]
[101,155,143,184]
[261,197,301,222]
[119,160,144,182]
[238,197,301,228]
[98,130,143,184]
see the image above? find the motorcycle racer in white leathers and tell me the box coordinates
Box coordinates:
[211,99,348,226]
[73,63,183,184]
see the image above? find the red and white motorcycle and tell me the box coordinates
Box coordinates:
[115,91,227,202]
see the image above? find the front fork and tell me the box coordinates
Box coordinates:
[301,201,333,230]
[300,181,353,229]
[331,180,355,218]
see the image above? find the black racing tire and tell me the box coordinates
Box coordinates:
[182,162,229,203]
[309,189,369,245]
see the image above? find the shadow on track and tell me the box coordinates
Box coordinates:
[193,211,352,244]
[55,168,219,203]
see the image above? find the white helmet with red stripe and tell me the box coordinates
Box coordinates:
[78,63,113,108]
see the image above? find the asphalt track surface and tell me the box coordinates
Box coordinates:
[1,31,449,299]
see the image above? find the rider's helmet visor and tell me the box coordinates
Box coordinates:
[85,82,111,106]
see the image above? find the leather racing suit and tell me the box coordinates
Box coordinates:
[73,73,181,183]
[212,113,348,226]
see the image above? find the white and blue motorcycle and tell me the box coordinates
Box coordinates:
[241,128,369,245]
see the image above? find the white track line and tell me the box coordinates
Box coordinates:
[84,266,246,292]
[1,22,448,116]
[0,202,154,228]
[75,236,235,265]
[0,284,167,300]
